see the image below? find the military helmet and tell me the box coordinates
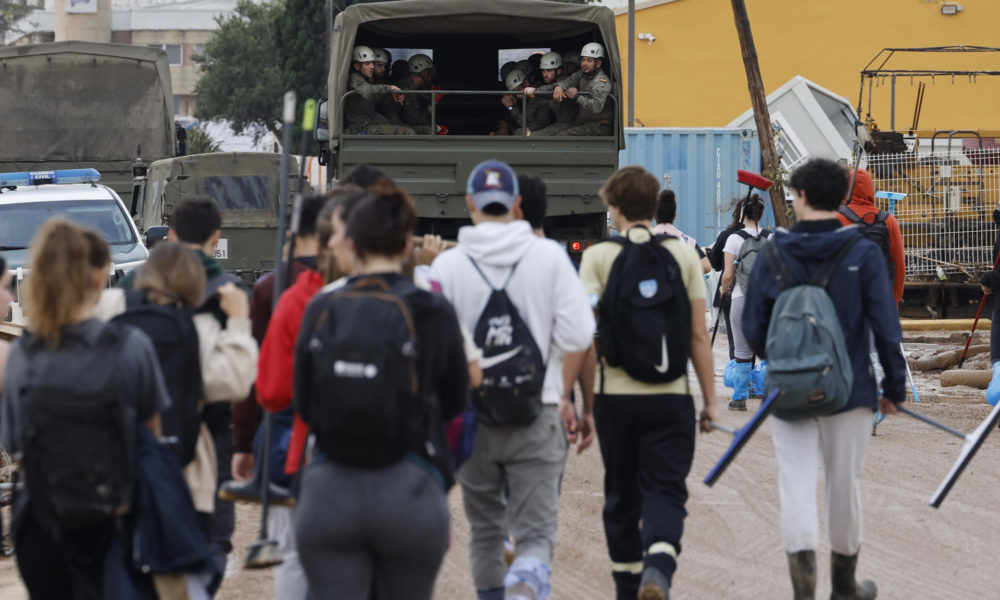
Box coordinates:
[515,59,532,73]
[500,61,518,80]
[581,43,605,59]
[352,45,375,63]
[408,53,434,74]
[562,49,581,66]
[372,48,391,64]
[540,52,562,70]
[504,68,528,91]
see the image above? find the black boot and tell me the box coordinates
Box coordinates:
[786,551,816,600]
[830,552,877,600]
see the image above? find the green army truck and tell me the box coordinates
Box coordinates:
[320,0,623,248]
[0,42,177,210]
[132,152,312,284]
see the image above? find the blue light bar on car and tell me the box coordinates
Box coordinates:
[875,191,907,201]
[0,168,102,186]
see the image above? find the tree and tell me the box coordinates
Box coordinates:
[194,0,284,141]
[1,0,31,42]
[186,128,221,154]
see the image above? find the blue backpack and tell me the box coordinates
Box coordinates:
[763,234,861,420]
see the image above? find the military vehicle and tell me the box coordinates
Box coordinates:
[319,0,624,250]
[132,152,312,284]
[0,41,177,210]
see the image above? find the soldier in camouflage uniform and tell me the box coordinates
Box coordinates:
[392,53,438,135]
[526,43,613,137]
[539,51,578,126]
[500,68,553,136]
[562,49,581,75]
[345,45,413,135]
[372,48,391,84]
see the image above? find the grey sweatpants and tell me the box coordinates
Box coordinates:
[458,405,569,590]
[295,458,449,600]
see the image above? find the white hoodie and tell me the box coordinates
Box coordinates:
[429,220,595,405]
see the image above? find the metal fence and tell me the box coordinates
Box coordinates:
[866,145,1000,281]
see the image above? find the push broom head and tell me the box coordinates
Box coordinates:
[737,169,774,191]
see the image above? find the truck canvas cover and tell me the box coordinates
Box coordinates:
[0,41,175,162]
[328,0,624,148]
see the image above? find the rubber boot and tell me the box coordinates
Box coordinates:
[786,551,816,600]
[830,552,877,600]
[729,361,752,411]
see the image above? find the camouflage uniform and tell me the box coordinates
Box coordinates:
[345,72,414,135]
[393,75,434,135]
[506,95,554,136]
[532,68,613,137]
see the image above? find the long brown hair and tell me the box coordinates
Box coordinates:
[26,218,110,346]
[134,242,206,307]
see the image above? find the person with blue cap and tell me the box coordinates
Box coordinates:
[429,160,595,600]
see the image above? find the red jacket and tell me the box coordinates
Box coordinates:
[837,169,906,304]
[256,269,325,475]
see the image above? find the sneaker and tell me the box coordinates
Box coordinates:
[728,399,747,411]
[637,566,669,600]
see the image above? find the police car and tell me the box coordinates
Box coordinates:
[0,169,148,331]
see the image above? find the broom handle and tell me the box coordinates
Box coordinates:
[958,250,1000,367]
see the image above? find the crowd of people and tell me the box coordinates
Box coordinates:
[345,43,615,137]
[0,156,912,600]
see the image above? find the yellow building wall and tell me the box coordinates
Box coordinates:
[615,0,1000,132]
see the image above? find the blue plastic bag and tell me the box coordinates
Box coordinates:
[723,359,737,388]
[987,362,1000,407]
[750,360,767,396]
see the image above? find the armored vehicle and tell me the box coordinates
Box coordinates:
[132,152,311,284]
[320,0,624,249]
[0,41,177,210]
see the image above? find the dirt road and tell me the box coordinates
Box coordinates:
[1,333,998,599]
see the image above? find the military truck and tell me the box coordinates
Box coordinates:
[0,41,177,210]
[319,0,623,248]
[132,152,312,284]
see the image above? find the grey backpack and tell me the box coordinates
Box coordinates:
[734,228,771,293]
[763,233,861,420]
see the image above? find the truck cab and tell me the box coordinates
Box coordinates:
[321,0,624,248]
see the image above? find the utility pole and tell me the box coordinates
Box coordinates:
[627,0,635,127]
[730,0,788,227]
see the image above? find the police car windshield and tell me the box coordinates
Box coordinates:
[0,199,137,249]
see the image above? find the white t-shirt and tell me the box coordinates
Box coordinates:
[723,226,765,298]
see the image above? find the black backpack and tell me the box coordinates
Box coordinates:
[304,276,423,468]
[468,256,546,427]
[22,323,136,531]
[112,290,204,466]
[839,206,894,280]
[597,231,691,383]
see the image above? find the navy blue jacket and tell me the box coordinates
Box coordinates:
[742,219,906,411]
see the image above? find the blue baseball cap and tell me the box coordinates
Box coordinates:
[466,160,519,211]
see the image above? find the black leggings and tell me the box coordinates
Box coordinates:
[15,507,112,600]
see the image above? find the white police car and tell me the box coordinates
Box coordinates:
[0,169,148,331]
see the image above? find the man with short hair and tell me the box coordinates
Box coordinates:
[742,158,905,600]
[578,166,718,600]
[430,160,595,600]
[345,45,411,136]
[527,43,613,137]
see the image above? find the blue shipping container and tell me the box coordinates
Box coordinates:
[619,128,770,247]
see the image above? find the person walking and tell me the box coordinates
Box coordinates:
[742,158,906,600]
[720,193,770,411]
[709,201,746,361]
[294,184,469,600]
[579,166,718,600]
[430,160,595,600]
[653,189,711,274]
[2,218,171,598]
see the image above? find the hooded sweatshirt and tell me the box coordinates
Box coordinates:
[742,220,906,412]
[837,169,906,303]
[429,220,595,405]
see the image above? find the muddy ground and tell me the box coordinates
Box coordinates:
[1,330,998,599]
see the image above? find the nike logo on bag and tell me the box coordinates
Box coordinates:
[654,335,669,373]
[479,346,524,370]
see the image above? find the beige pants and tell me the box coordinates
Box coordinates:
[770,407,873,554]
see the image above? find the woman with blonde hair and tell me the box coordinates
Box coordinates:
[1,218,171,598]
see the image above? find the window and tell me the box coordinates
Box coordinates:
[148,44,183,66]
[498,48,550,78]
[0,199,137,252]
[173,95,181,116]
[203,176,271,210]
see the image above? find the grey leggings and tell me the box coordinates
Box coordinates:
[295,457,450,600]
[730,294,754,361]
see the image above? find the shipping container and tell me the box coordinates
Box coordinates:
[619,128,769,247]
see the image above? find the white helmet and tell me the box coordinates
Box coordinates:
[408,53,434,73]
[352,45,375,63]
[562,49,581,66]
[504,68,528,91]
[372,48,391,64]
[581,42,605,59]
[539,51,562,70]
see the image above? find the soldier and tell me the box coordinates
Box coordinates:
[393,53,439,135]
[372,48,392,83]
[345,45,412,135]
[539,51,578,126]
[562,49,581,75]
[526,43,613,137]
[500,68,553,136]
